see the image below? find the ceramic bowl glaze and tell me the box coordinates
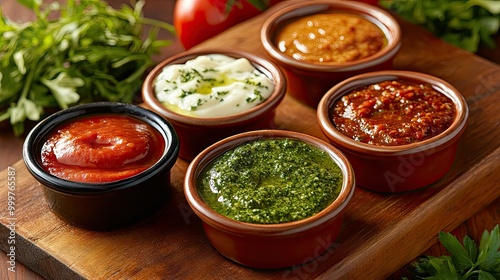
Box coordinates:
[261,0,402,107]
[23,102,179,230]
[184,129,355,268]
[317,71,469,193]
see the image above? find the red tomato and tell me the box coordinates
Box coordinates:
[174,0,282,50]
[357,0,380,6]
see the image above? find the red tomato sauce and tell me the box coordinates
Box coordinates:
[41,115,165,183]
[331,80,456,146]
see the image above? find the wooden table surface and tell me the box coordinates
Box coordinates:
[1,0,498,279]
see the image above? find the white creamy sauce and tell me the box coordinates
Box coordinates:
[154,54,275,117]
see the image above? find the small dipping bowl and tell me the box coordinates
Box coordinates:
[317,71,469,193]
[142,49,286,161]
[184,130,355,269]
[23,102,180,230]
[261,0,402,107]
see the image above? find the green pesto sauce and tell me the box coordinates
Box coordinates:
[198,138,343,224]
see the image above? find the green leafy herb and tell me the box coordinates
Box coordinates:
[203,68,218,73]
[245,79,268,88]
[216,91,229,96]
[379,0,500,53]
[407,224,500,279]
[179,89,196,99]
[0,0,175,135]
[189,98,204,111]
[224,0,270,13]
[179,69,202,83]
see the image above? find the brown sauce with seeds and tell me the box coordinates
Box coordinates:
[275,13,386,64]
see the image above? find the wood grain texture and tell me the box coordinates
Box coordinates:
[1,0,499,279]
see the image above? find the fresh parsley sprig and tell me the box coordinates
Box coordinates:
[380,0,500,53]
[224,0,271,13]
[0,0,175,135]
[407,224,500,279]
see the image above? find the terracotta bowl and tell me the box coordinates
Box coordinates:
[317,71,469,193]
[142,49,286,161]
[23,102,179,230]
[184,130,355,269]
[261,0,402,107]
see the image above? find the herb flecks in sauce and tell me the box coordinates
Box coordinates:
[154,54,275,117]
[198,138,343,224]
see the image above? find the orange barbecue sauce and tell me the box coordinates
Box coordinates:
[41,115,165,183]
[275,13,386,64]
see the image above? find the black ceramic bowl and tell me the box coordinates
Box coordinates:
[23,102,180,230]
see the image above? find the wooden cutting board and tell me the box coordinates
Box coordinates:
[1,1,499,279]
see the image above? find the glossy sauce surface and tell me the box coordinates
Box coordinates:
[275,13,386,64]
[331,80,456,145]
[41,115,165,183]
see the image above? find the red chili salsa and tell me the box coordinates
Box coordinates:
[41,115,165,183]
[331,80,456,146]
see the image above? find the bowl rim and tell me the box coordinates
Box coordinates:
[317,70,470,156]
[260,0,402,72]
[142,49,286,127]
[184,129,356,236]
[22,102,180,195]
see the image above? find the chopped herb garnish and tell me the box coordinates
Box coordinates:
[179,69,196,83]
[179,69,205,83]
[179,89,196,99]
[246,90,264,103]
[155,55,275,117]
[190,98,205,111]
[255,90,264,101]
[245,79,269,89]
[203,68,218,73]
[203,78,217,82]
